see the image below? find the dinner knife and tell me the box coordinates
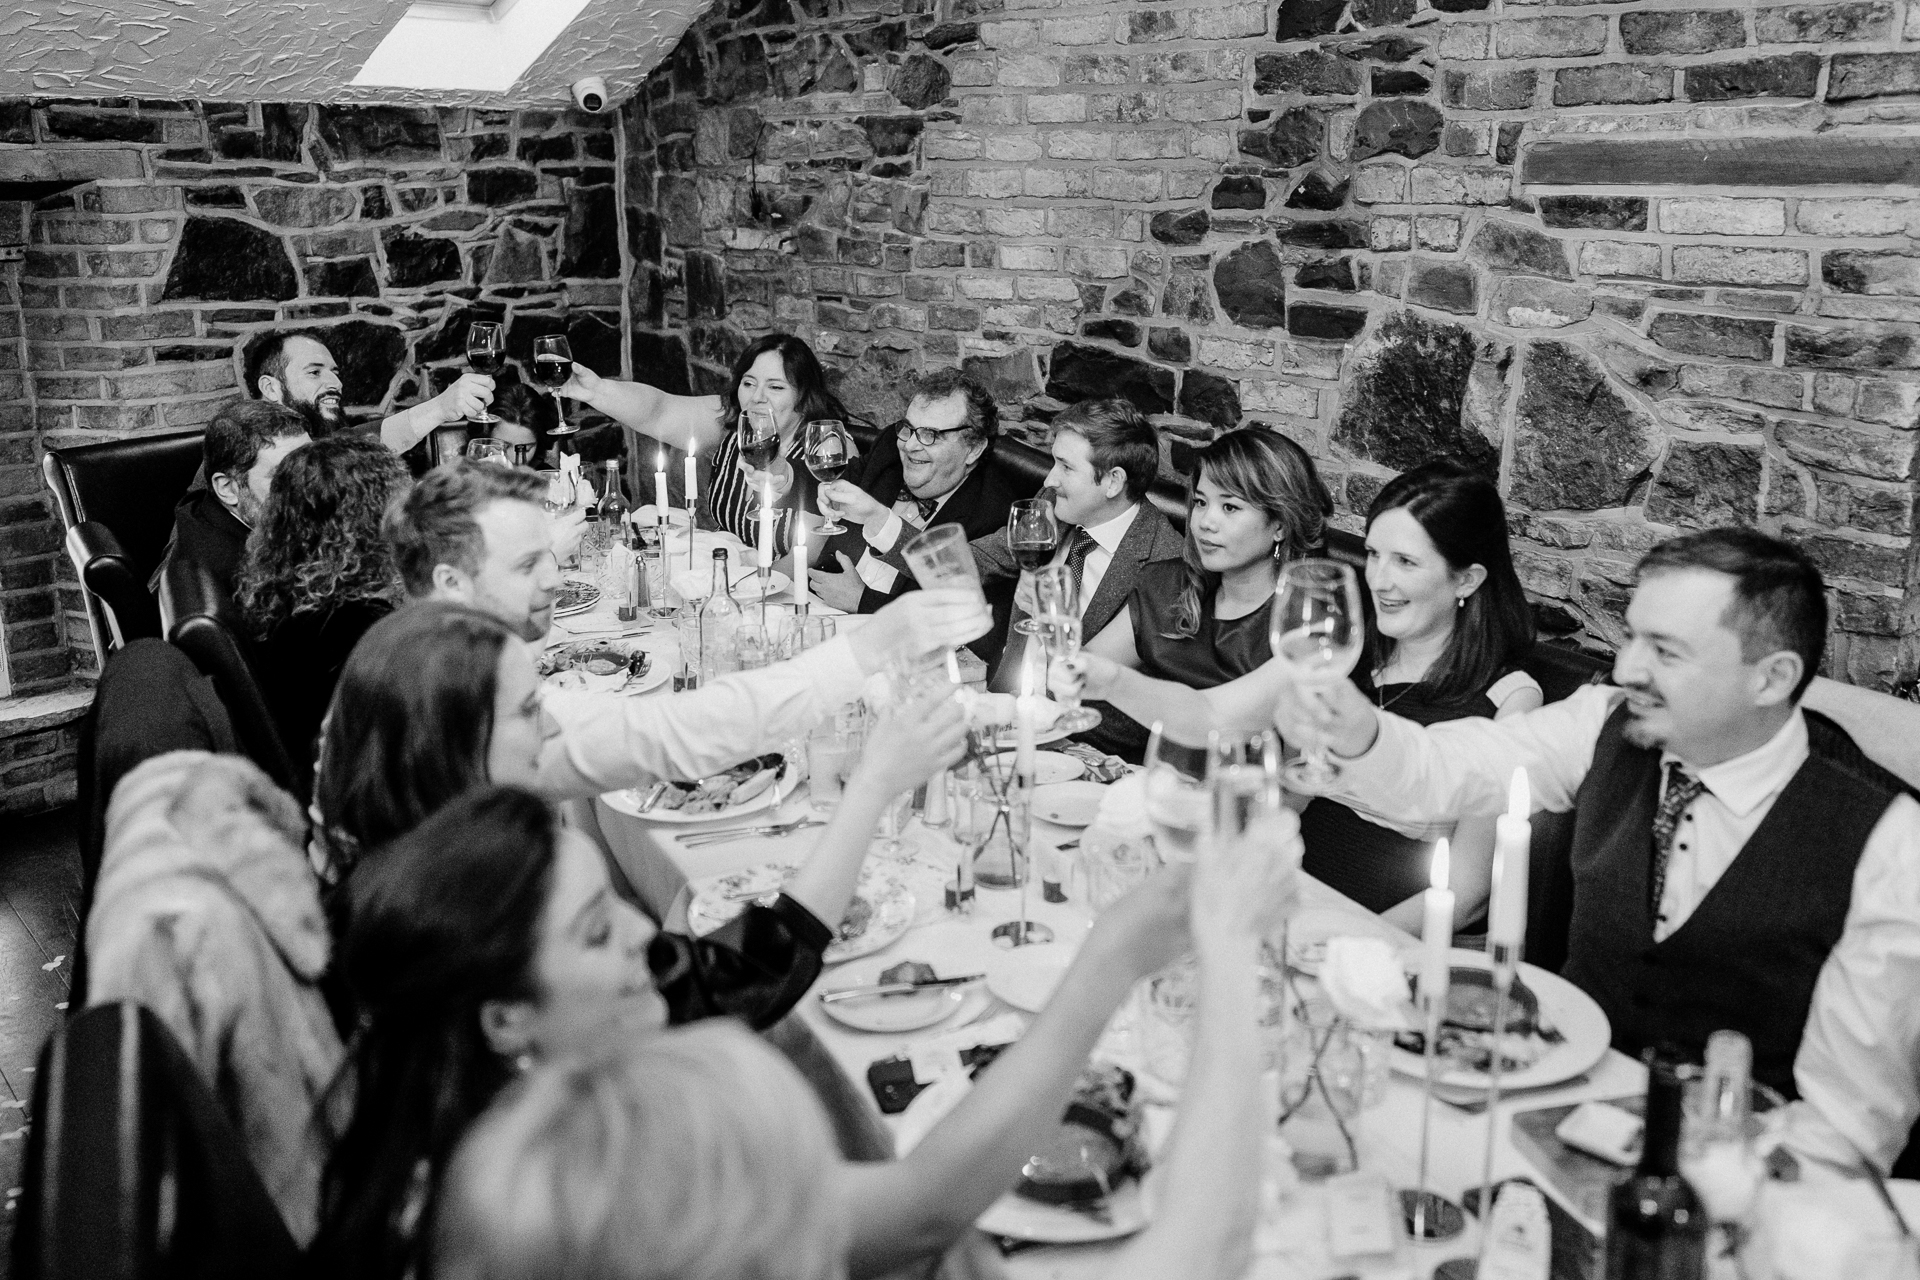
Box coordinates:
[818,974,985,1004]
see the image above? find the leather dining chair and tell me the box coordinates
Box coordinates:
[41,430,205,666]
[10,1002,301,1280]
[157,556,303,802]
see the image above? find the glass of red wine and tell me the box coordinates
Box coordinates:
[805,419,853,535]
[1006,498,1058,637]
[740,403,782,473]
[466,320,505,425]
[533,334,577,436]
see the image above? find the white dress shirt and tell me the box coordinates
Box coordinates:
[541,634,868,792]
[1326,682,1920,1171]
[1076,503,1138,611]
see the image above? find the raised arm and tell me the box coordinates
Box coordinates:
[559,364,728,455]
[1053,651,1291,744]
[835,868,1196,1277]
[378,373,497,453]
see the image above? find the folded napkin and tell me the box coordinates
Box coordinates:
[1058,741,1128,784]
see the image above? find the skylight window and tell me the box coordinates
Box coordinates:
[353,0,590,93]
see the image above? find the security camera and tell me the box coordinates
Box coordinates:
[572,77,609,113]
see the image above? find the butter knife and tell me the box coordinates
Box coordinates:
[818,974,985,1004]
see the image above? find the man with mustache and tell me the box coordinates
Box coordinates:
[1271,527,1920,1173]
[248,331,494,452]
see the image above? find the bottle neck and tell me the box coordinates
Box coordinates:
[1638,1059,1687,1178]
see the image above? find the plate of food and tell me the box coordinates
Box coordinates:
[553,578,601,618]
[985,751,1085,785]
[965,693,1073,748]
[602,754,795,823]
[687,860,915,965]
[816,958,990,1033]
[538,640,667,694]
[1388,950,1611,1091]
[978,1063,1153,1244]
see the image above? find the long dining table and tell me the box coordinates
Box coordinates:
[563,525,1644,1278]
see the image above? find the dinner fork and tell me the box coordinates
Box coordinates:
[680,817,823,848]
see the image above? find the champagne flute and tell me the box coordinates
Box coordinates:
[1270,558,1365,789]
[1207,728,1282,844]
[1143,722,1209,865]
[1031,564,1101,735]
[465,320,505,425]
[1006,499,1057,638]
[804,419,853,535]
[533,334,578,437]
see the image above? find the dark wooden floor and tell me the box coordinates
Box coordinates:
[0,806,83,1275]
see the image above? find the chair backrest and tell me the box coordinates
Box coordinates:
[158,557,302,801]
[11,1003,301,1280]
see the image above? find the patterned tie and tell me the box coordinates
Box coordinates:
[914,495,939,522]
[1649,762,1706,922]
[1064,527,1098,599]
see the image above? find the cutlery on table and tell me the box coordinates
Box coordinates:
[682,817,824,849]
[818,974,985,1004]
[634,781,669,814]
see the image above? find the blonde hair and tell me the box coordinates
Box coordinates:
[429,1022,845,1280]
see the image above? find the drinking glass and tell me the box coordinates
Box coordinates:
[784,615,837,659]
[739,404,782,475]
[541,469,576,515]
[465,321,505,424]
[806,719,860,816]
[900,523,991,661]
[1143,722,1209,864]
[1006,499,1058,637]
[465,438,512,467]
[1269,558,1365,788]
[534,335,578,436]
[804,420,854,535]
[1207,728,1282,844]
[732,624,776,672]
[1031,564,1101,735]
[1274,997,1377,1180]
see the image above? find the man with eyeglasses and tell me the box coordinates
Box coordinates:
[811,369,1020,656]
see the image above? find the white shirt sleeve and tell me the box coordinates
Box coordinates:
[865,511,905,553]
[1323,682,1622,834]
[543,636,868,793]
[1486,669,1543,711]
[1786,792,1920,1173]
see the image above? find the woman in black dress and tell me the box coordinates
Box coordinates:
[1062,459,1541,932]
[555,333,848,562]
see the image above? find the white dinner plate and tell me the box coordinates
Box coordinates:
[1283,905,1413,976]
[688,861,915,965]
[1032,780,1107,828]
[977,1176,1150,1244]
[553,579,601,617]
[986,944,1077,1014]
[729,570,792,601]
[985,751,1085,785]
[602,759,797,824]
[815,957,988,1033]
[1387,949,1612,1092]
[539,640,671,696]
[985,700,1074,749]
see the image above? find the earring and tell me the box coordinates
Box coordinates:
[1455,596,1466,609]
[514,1052,535,1074]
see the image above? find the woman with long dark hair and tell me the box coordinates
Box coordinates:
[1060,459,1541,930]
[319,784,1227,1280]
[1079,427,1333,689]
[555,332,848,558]
[235,433,410,788]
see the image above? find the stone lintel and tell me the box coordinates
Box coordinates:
[1523,137,1920,189]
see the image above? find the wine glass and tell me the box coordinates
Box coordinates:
[1006,499,1058,638]
[804,419,853,535]
[1270,558,1366,789]
[739,404,782,475]
[1207,728,1282,844]
[533,335,578,437]
[1030,564,1101,735]
[899,523,992,663]
[464,438,511,467]
[1143,722,1209,865]
[542,468,576,515]
[465,321,505,425]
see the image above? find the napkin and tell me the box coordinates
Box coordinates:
[1063,741,1130,785]
[670,569,711,601]
[1320,937,1417,1032]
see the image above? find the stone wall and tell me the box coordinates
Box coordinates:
[1,98,630,687]
[620,0,1920,686]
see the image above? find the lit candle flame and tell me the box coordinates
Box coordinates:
[1508,768,1529,821]
[1430,837,1450,891]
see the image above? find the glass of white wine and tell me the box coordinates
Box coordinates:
[1207,727,1282,844]
[1269,558,1365,789]
[1143,722,1209,865]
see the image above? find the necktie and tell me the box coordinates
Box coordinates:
[1064,527,1097,599]
[914,496,939,522]
[1649,762,1705,923]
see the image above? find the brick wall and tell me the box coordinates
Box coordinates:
[0,99,630,685]
[620,0,1920,687]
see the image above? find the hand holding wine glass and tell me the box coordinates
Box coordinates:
[465,321,505,425]
[532,335,577,436]
[804,420,854,535]
[1269,558,1366,788]
[1006,499,1057,638]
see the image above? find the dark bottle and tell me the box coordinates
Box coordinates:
[1604,1049,1707,1280]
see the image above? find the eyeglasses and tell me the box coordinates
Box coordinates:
[895,420,975,448]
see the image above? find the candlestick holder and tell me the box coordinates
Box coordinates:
[1400,993,1467,1242]
[1470,947,1518,1265]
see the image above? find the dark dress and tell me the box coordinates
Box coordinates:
[150,488,250,597]
[1299,680,1503,914]
[706,425,816,558]
[1129,560,1274,689]
[252,599,394,790]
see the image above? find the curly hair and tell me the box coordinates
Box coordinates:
[236,434,411,636]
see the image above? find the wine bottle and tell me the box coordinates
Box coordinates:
[599,460,631,530]
[698,547,741,681]
[1604,1048,1707,1280]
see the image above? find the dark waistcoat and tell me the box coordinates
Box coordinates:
[1560,705,1900,1096]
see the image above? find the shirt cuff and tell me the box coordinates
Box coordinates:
[865,511,904,552]
[857,552,900,595]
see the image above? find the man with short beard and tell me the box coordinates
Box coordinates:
[1271,527,1920,1173]
[152,399,310,597]
[247,331,494,452]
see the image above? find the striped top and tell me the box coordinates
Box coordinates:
[706,425,817,559]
